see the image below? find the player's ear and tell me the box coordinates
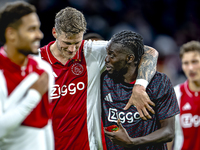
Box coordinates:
[5,27,17,42]
[52,27,58,39]
[127,54,135,63]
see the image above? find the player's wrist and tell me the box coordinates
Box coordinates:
[28,89,42,101]
[135,79,148,89]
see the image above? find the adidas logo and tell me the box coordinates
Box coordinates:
[182,102,191,111]
[104,93,113,102]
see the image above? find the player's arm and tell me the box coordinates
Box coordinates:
[104,117,174,148]
[124,46,158,120]
[0,72,48,138]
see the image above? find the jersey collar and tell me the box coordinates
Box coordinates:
[46,40,85,66]
[184,80,200,97]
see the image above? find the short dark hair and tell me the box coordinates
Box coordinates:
[180,41,200,59]
[83,33,104,40]
[110,30,144,65]
[0,1,36,44]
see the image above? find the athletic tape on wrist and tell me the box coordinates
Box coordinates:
[135,79,148,88]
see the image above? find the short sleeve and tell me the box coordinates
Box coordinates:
[148,72,180,120]
[83,40,108,72]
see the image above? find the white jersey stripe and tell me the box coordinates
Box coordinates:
[84,40,107,149]
[5,73,39,111]
[46,46,53,64]
[0,70,7,116]
[184,81,192,97]
[174,84,184,150]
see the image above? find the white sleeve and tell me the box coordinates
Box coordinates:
[83,40,108,72]
[32,55,54,101]
[173,84,184,150]
[0,89,41,138]
[44,120,54,150]
[36,49,55,150]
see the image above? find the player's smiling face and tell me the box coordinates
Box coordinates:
[105,41,128,75]
[53,28,83,60]
[182,51,200,82]
[14,12,43,55]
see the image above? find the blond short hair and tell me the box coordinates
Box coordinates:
[55,7,87,36]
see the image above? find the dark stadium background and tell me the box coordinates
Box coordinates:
[1,0,200,85]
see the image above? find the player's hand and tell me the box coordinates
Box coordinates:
[124,84,155,120]
[30,72,49,96]
[104,119,132,148]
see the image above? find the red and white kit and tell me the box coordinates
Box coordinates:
[0,47,54,150]
[174,80,200,150]
[40,40,108,150]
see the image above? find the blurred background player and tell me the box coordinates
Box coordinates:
[169,41,200,150]
[102,30,179,150]
[83,32,104,41]
[0,1,54,150]
[39,6,159,150]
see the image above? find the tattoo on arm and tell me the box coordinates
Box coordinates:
[137,45,158,82]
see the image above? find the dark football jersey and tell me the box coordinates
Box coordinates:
[101,71,180,150]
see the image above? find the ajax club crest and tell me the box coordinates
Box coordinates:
[71,63,84,75]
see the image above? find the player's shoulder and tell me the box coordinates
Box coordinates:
[0,48,11,69]
[174,83,181,92]
[101,70,114,86]
[31,54,49,64]
[39,41,54,54]
[30,54,53,73]
[0,47,6,61]
[39,46,45,54]
[174,81,186,96]
[38,42,55,61]
[0,54,6,69]
[84,39,108,45]
[39,44,48,54]
[0,51,5,61]
[101,70,109,82]
[174,81,185,88]
[147,71,173,94]
[151,71,171,85]
[83,40,108,51]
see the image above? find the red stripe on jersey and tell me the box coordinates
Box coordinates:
[0,48,50,128]
[130,80,136,84]
[101,119,107,150]
[40,41,90,150]
[178,81,200,150]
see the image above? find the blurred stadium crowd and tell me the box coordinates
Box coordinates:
[1,0,200,86]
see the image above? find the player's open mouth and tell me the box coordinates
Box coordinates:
[106,65,112,71]
[189,72,196,78]
[33,41,40,48]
